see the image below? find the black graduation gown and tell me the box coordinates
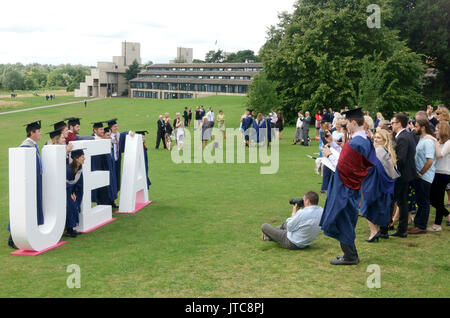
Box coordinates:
[95,149,118,205]
[66,166,83,229]
[143,145,151,189]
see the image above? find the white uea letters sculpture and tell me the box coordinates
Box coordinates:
[118,134,150,213]
[9,145,66,252]
[71,139,114,232]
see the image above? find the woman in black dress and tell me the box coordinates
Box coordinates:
[276,111,284,139]
[164,118,173,151]
[188,107,192,127]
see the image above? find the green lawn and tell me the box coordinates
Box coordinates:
[0,96,449,297]
[0,95,95,113]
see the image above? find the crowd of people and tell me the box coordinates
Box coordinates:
[155,106,227,149]
[8,117,151,249]
[262,105,449,265]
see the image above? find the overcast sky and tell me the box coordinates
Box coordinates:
[0,0,296,66]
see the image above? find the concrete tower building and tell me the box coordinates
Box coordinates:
[75,41,141,98]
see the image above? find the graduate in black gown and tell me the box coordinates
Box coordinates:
[8,121,44,249]
[136,131,152,189]
[90,121,105,204]
[107,118,129,192]
[95,126,118,208]
[65,149,85,238]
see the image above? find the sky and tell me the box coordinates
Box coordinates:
[0,0,296,66]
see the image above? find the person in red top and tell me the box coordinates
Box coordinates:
[65,117,81,143]
[315,110,322,140]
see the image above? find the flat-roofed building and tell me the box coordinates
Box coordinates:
[129,62,262,99]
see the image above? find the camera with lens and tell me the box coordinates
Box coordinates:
[289,198,304,209]
[408,119,416,125]
[341,123,347,129]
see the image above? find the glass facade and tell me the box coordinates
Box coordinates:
[131,63,258,99]
[131,82,248,94]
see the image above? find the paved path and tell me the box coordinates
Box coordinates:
[0,98,104,116]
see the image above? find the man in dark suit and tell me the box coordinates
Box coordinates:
[155,115,166,149]
[385,113,417,238]
[301,111,312,146]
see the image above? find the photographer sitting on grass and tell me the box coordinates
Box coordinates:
[261,191,324,250]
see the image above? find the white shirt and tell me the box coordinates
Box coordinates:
[436,140,450,175]
[332,130,344,142]
[206,111,214,122]
[271,112,277,124]
[296,117,303,129]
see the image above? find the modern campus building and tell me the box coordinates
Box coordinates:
[129,62,263,99]
[75,42,141,98]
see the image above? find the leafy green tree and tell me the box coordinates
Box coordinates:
[1,70,25,91]
[387,0,450,103]
[247,72,281,115]
[349,51,425,118]
[258,0,426,121]
[224,50,260,63]
[124,59,141,82]
[205,50,224,63]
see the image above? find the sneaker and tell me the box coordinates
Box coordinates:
[427,225,442,232]
[261,232,271,241]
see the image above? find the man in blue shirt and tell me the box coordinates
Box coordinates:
[261,191,324,249]
[408,118,436,234]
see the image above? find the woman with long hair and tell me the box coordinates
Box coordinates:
[428,122,450,231]
[164,118,173,151]
[65,149,85,237]
[275,111,284,139]
[49,129,73,157]
[176,114,185,150]
[361,129,399,242]
[217,110,226,139]
[253,112,267,146]
[315,110,322,140]
[201,116,211,146]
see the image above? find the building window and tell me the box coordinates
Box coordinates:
[133,90,145,98]
[238,85,248,94]
[207,84,217,92]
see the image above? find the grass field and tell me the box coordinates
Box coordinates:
[0,96,449,298]
[0,90,93,113]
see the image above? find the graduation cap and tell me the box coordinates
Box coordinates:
[342,107,364,119]
[70,148,86,159]
[24,120,41,133]
[91,121,104,129]
[65,117,81,126]
[47,129,63,139]
[52,121,67,131]
[107,118,118,127]
[136,130,148,135]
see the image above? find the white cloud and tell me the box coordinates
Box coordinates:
[0,0,295,65]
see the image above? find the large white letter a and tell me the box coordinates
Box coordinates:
[118,134,150,213]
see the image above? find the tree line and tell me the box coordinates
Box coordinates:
[0,63,91,92]
[248,0,449,122]
[192,49,260,63]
